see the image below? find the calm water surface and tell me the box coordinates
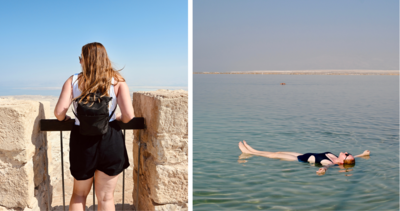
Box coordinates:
[193,75,399,211]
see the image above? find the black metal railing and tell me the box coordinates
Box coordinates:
[40,117,145,211]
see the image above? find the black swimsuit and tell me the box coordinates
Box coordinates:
[297,152,335,164]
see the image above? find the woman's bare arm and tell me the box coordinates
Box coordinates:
[316,164,334,176]
[116,81,134,123]
[54,76,73,121]
[354,150,370,158]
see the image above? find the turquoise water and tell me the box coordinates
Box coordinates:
[193,75,399,210]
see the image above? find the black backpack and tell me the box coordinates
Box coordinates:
[72,92,117,136]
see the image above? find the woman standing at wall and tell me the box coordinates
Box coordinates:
[54,42,134,211]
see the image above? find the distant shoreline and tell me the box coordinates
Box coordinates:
[194,70,399,75]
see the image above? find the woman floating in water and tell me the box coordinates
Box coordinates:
[238,140,370,175]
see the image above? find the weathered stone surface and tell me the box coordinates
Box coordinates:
[132,90,188,164]
[132,90,188,211]
[0,159,33,208]
[133,142,188,209]
[0,99,51,211]
[154,203,188,211]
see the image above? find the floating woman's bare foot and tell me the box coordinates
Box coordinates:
[242,140,258,152]
[238,141,252,154]
[238,159,248,164]
[339,169,354,173]
[238,153,253,160]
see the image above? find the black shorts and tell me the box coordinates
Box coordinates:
[69,120,130,180]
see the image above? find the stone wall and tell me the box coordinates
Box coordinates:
[0,99,51,211]
[132,90,188,211]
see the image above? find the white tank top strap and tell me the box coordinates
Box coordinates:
[72,73,79,86]
[109,77,115,96]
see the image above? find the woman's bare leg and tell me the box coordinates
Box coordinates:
[243,140,302,157]
[69,177,93,211]
[95,170,119,211]
[241,140,265,153]
[239,141,300,161]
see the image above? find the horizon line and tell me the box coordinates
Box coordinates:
[194,69,399,75]
[12,85,188,91]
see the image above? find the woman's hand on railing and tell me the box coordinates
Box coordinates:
[116,113,122,121]
[115,113,134,123]
[58,115,71,122]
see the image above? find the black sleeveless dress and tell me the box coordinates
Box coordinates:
[69,120,130,180]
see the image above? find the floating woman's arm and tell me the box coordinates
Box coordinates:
[316,163,334,176]
[354,150,370,158]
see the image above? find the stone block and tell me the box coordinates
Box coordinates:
[154,203,188,211]
[132,90,188,211]
[0,99,51,210]
[133,144,188,208]
[133,90,188,136]
[148,163,188,204]
[132,90,188,164]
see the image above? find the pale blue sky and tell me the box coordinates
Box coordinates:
[194,0,399,72]
[0,0,187,96]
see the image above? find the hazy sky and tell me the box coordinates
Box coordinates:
[0,1,187,95]
[194,0,399,72]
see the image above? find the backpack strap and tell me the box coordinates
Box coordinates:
[108,99,117,121]
[71,100,79,119]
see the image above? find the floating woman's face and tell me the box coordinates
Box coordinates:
[338,152,355,164]
[338,152,346,160]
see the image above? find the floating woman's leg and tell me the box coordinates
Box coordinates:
[242,140,264,153]
[239,141,299,161]
[238,141,252,154]
[268,153,299,161]
[243,140,302,157]
[275,152,303,157]
[239,141,274,157]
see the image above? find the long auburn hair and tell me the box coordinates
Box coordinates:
[343,158,355,165]
[73,42,125,104]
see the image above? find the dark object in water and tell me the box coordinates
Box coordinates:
[280,83,286,85]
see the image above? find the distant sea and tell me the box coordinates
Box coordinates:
[194,75,399,210]
[0,85,188,97]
